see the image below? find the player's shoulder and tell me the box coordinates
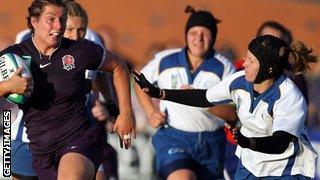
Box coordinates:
[228,70,246,83]
[279,75,303,97]
[154,48,181,60]
[0,44,23,57]
[274,75,307,114]
[61,37,99,49]
[144,48,181,68]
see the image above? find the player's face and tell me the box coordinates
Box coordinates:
[243,50,260,82]
[186,26,213,59]
[32,5,66,50]
[64,16,87,41]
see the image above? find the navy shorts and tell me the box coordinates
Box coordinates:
[12,140,37,177]
[152,126,226,179]
[32,125,107,180]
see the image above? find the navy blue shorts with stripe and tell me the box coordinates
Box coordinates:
[152,126,226,179]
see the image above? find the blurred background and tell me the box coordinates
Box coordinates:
[0,0,319,67]
[0,0,320,179]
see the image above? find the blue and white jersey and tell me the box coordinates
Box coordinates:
[141,48,235,132]
[206,71,317,177]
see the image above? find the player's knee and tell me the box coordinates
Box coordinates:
[167,169,197,180]
[57,152,95,180]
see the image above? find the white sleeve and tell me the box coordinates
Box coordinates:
[206,71,242,104]
[140,48,181,83]
[272,85,307,137]
[140,56,161,84]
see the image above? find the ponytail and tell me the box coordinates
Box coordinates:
[185,5,195,14]
[288,41,318,74]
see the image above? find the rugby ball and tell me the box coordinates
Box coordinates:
[0,53,32,104]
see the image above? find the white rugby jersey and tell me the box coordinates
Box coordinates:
[141,48,235,132]
[206,70,317,177]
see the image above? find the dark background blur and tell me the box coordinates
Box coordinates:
[0,0,319,68]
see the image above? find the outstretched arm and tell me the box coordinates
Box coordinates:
[99,50,135,149]
[132,71,213,107]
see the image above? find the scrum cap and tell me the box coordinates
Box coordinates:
[248,35,290,83]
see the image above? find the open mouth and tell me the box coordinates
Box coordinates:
[49,32,61,39]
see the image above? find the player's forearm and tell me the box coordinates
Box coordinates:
[163,89,213,107]
[134,83,156,118]
[112,62,132,115]
[207,104,237,122]
[100,50,132,115]
[240,131,297,154]
[133,72,214,107]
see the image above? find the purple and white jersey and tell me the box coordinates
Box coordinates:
[0,37,106,155]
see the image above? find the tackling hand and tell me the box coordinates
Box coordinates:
[132,71,163,98]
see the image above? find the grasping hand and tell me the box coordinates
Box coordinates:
[7,68,34,96]
[132,71,163,98]
[232,127,250,148]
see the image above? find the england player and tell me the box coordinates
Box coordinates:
[0,0,135,179]
[12,1,119,180]
[134,6,236,179]
[134,35,318,179]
